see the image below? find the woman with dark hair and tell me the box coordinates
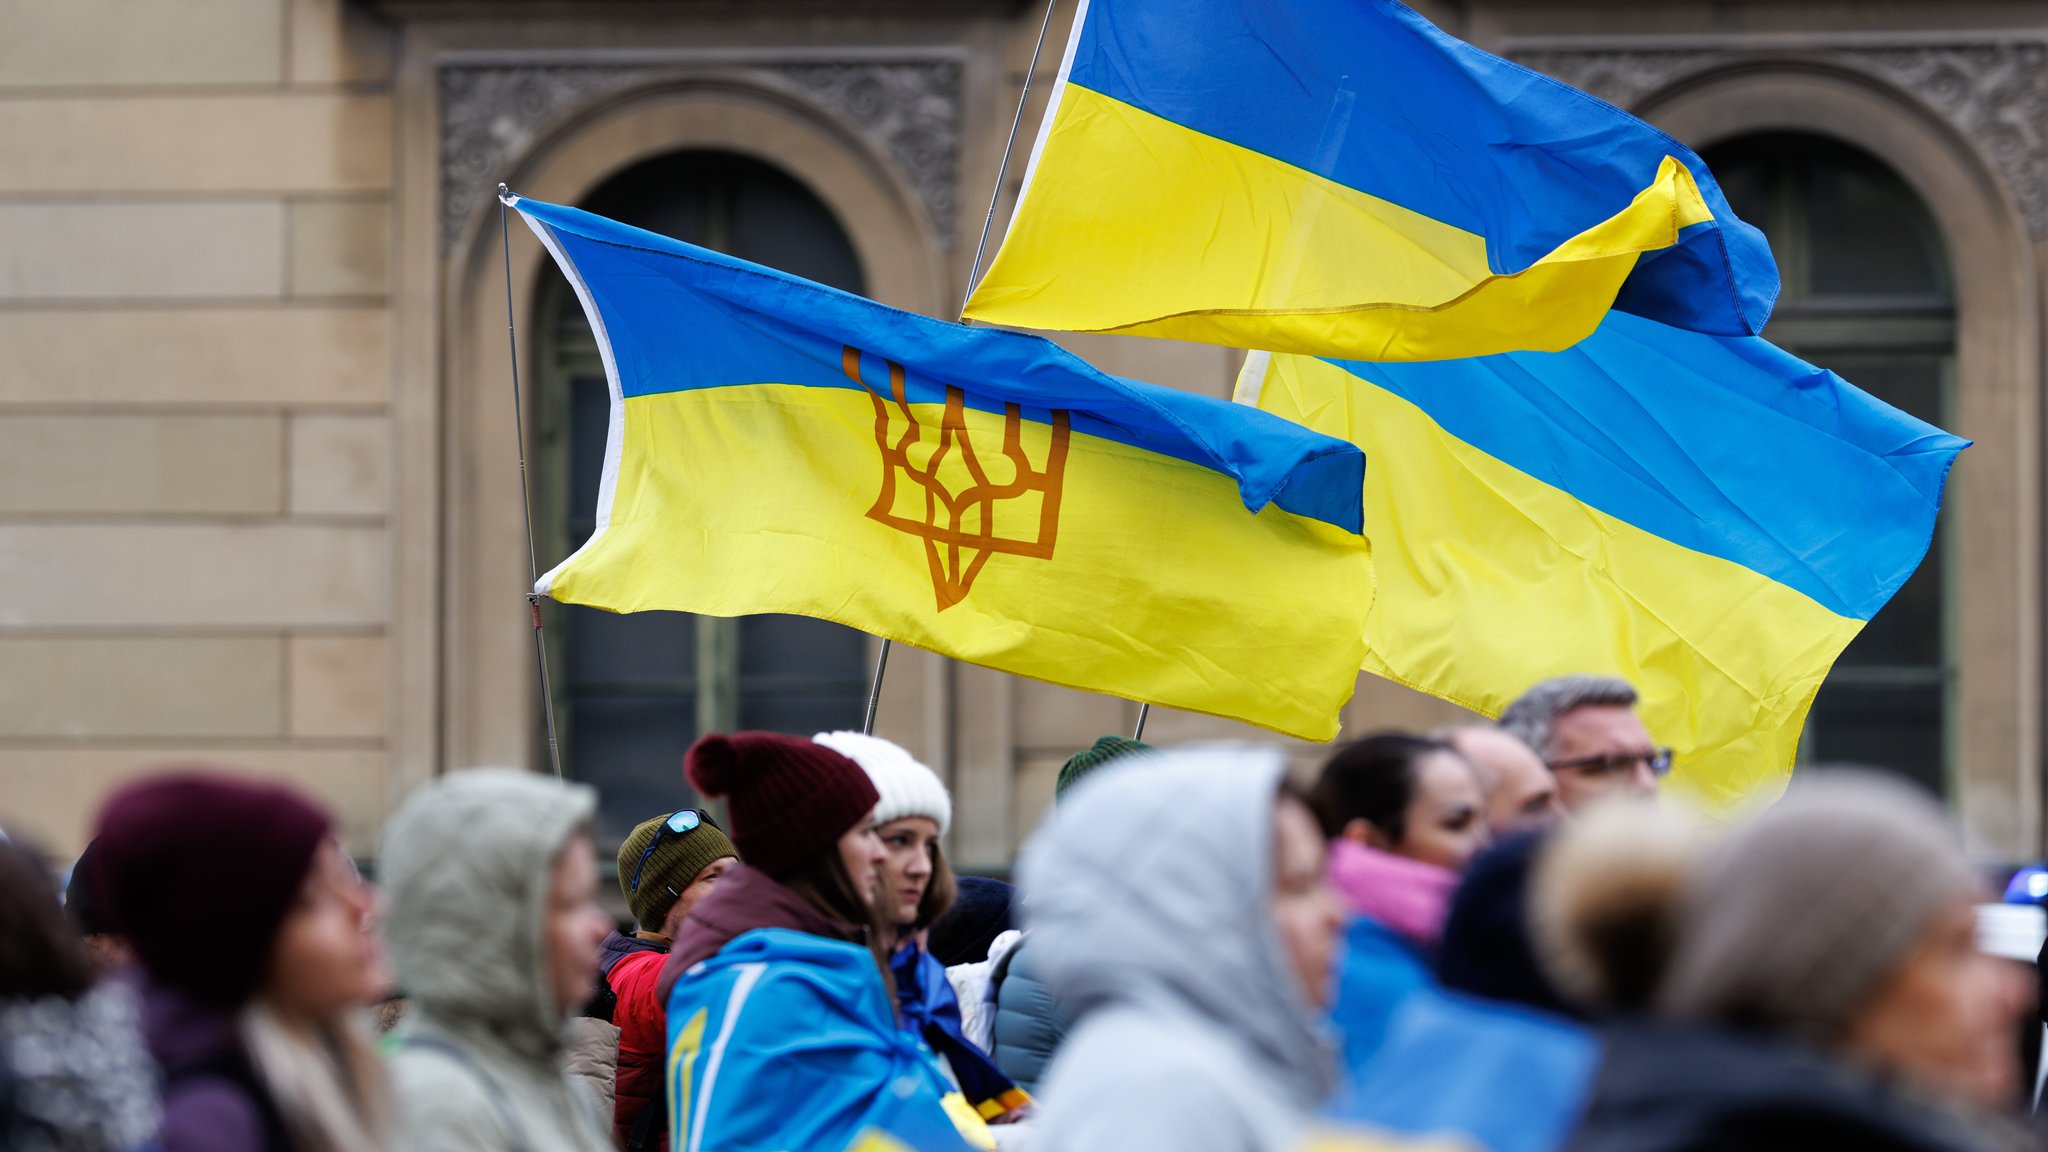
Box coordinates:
[1312,733,1489,873]
[816,731,1033,1125]
[657,732,993,1152]
[1310,733,1488,946]
[0,838,158,1152]
[1312,734,1489,1083]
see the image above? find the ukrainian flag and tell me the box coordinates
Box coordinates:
[514,196,1373,742]
[965,0,1778,362]
[1241,315,1966,804]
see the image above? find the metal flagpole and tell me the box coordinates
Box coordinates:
[962,0,1063,320]
[499,184,566,779]
[859,638,892,736]
[1132,703,1150,741]
[860,0,1064,736]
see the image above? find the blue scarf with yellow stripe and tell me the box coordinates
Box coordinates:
[891,943,1033,1120]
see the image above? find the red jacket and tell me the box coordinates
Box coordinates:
[605,942,670,1151]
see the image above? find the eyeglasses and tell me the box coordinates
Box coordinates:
[1549,748,1674,779]
[628,809,711,896]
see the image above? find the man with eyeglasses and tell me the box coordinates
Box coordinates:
[1499,674,1671,813]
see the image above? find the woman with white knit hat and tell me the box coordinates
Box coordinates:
[815,731,1035,1126]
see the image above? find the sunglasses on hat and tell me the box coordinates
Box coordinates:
[628,808,717,896]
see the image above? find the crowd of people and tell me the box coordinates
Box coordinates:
[0,673,2041,1151]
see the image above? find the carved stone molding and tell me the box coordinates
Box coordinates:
[439,58,962,254]
[1513,40,2048,239]
[1511,48,1716,110]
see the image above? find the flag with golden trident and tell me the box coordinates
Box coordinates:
[515,196,1374,741]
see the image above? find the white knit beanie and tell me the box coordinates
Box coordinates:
[813,731,951,836]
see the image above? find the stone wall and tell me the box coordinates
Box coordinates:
[0,0,399,855]
[4,0,2041,864]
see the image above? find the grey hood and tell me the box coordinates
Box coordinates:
[382,768,597,1061]
[1017,744,1336,1103]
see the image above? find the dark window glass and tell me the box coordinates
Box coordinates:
[1804,158,1949,298]
[1700,133,1954,793]
[534,151,871,843]
[1805,685,1946,797]
[570,697,700,843]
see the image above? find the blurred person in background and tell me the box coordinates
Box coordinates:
[0,838,158,1152]
[658,732,990,1151]
[1440,726,1565,836]
[62,840,134,980]
[95,772,389,1152]
[380,769,613,1152]
[1310,732,1488,1077]
[818,730,1034,1125]
[1536,771,2035,1152]
[1311,732,1490,939]
[1436,832,1580,1018]
[1322,825,1601,1152]
[585,806,735,1150]
[929,877,1015,969]
[986,735,1153,1096]
[1499,675,1666,811]
[1019,745,1346,1152]
[931,876,1017,1049]
[1281,731,1600,1152]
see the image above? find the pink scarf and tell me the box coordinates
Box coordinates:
[1326,838,1458,948]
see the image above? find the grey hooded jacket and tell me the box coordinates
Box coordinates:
[1017,746,1337,1152]
[381,769,614,1152]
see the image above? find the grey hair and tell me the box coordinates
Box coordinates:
[1498,675,1640,761]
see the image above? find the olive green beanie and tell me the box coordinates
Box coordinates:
[616,810,737,931]
[1055,735,1156,801]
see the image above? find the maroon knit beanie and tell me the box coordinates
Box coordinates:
[685,732,879,880]
[93,771,333,1007]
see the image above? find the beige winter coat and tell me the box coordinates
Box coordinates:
[380,769,615,1152]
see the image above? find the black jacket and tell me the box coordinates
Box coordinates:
[1570,1021,2036,1152]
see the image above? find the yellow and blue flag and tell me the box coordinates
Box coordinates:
[665,929,990,1152]
[514,196,1373,741]
[1241,315,1966,805]
[965,0,1778,361]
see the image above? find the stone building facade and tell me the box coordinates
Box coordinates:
[0,0,2040,868]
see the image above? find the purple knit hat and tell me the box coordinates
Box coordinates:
[94,770,333,1007]
[685,732,878,879]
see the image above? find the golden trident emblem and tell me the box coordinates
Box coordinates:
[843,346,1071,611]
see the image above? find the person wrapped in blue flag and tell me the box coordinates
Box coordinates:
[657,733,990,1152]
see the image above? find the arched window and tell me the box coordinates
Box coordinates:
[533,150,872,841]
[1701,133,1955,795]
